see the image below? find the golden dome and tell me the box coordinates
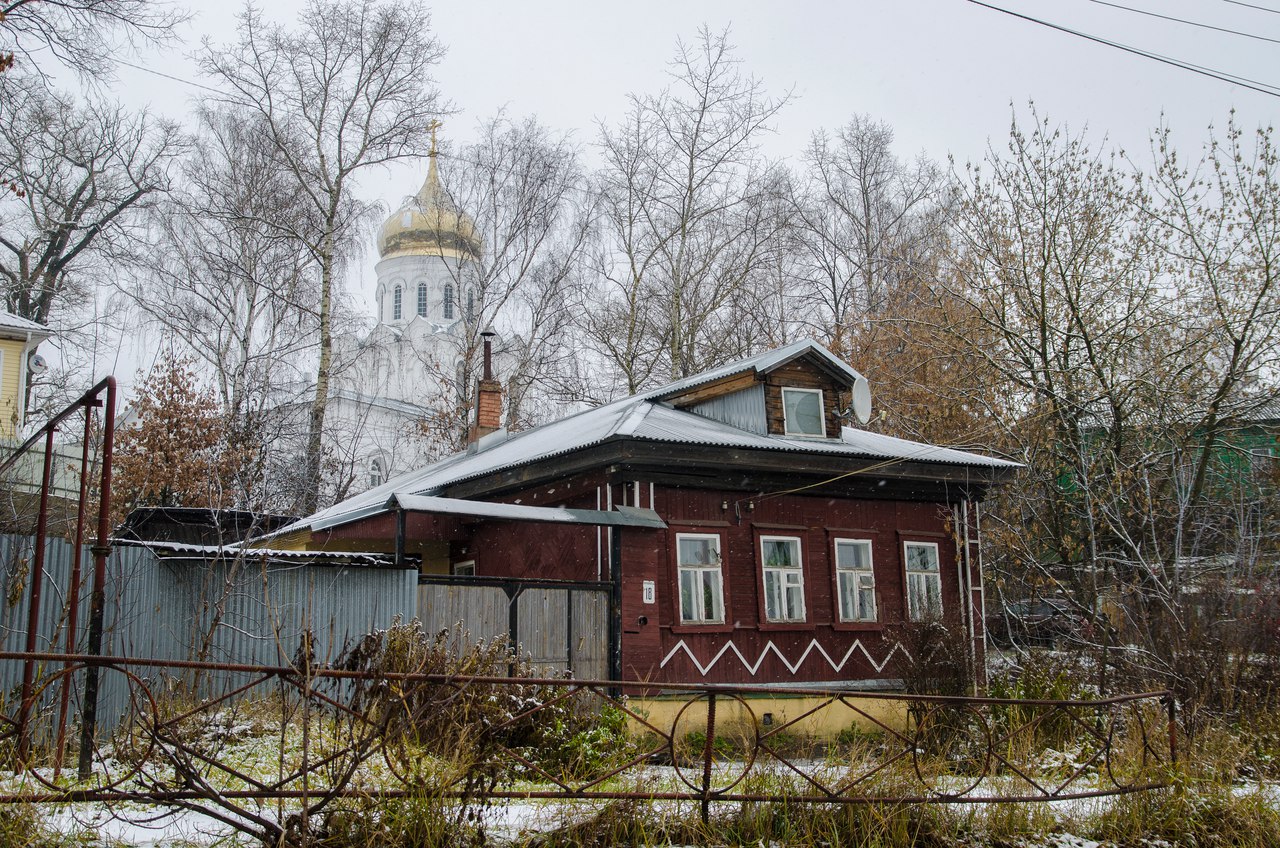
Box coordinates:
[377,153,481,261]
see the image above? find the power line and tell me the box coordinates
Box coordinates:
[967,0,1280,98]
[1085,0,1280,45]
[1223,0,1280,15]
[112,57,228,96]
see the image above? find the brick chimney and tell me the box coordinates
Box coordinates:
[471,331,502,442]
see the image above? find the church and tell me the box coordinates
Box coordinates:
[305,141,516,504]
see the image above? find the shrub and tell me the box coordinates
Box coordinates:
[339,619,636,784]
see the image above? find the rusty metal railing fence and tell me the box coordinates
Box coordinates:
[0,377,115,779]
[0,650,1175,816]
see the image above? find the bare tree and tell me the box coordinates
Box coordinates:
[200,0,445,513]
[0,0,185,79]
[588,26,791,392]
[126,105,319,508]
[0,73,182,415]
[0,74,182,325]
[1142,118,1280,555]
[401,115,590,452]
[946,110,1160,581]
[941,108,1280,718]
[791,115,944,357]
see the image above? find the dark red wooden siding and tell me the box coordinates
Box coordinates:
[449,473,982,688]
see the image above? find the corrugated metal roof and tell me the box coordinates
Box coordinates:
[116,538,401,566]
[388,494,666,528]
[647,339,866,400]
[272,344,1018,539]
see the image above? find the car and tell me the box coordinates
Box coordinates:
[986,598,1101,649]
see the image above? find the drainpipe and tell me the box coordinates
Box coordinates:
[609,524,623,691]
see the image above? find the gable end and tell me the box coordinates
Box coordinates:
[764,361,850,437]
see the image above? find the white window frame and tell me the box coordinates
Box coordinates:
[904,541,942,621]
[834,538,877,623]
[781,387,826,437]
[393,284,403,320]
[760,535,806,622]
[453,560,475,576]
[676,533,724,624]
[417,282,428,317]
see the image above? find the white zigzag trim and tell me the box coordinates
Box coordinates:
[659,637,911,676]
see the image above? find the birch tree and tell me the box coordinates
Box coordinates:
[792,115,944,357]
[588,27,790,391]
[422,115,591,448]
[200,0,445,513]
[127,105,319,508]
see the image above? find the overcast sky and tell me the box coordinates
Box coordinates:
[111,0,1280,161]
[68,0,1280,378]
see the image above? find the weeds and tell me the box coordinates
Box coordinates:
[1094,777,1280,848]
[0,805,71,848]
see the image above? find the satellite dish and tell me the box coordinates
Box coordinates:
[27,353,47,376]
[852,377,872,425]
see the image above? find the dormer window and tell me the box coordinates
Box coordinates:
[781,387,825,437]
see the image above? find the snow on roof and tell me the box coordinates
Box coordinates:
[282,393,650,535]
[384,494,666,528]
[115,538,401,566]
[269,343,1019,539]
[0,310,50,339]
[648,339,865,400]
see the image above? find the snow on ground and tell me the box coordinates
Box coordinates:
[26,786,1278,846]
[49,805,238,847]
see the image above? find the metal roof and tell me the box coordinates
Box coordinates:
[115,538,402,567]
[388,494,666,528]
[272,343,1018,539]
[647,339,866,401]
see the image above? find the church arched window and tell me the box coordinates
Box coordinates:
[443,284,454,319]
[393,285,403,320]
[417,282,428,317]
[466,288,476,323]
[369,457,383,488]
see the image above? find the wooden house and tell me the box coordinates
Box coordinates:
[265,340,1018,690]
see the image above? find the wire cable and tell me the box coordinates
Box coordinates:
[1085,0,1280,45]
[112,57,228,95]
[1223,0,1280,15]
[967,0,1280,98]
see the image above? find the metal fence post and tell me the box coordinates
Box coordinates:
[16,428,57,769]
[78,378,115,780]
[701,692,718,825]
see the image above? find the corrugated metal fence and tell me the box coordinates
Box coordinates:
[0,535,418,734]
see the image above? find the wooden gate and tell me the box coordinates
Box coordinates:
[416,575,609,679]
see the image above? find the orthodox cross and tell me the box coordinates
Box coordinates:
[428,119,443,157]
